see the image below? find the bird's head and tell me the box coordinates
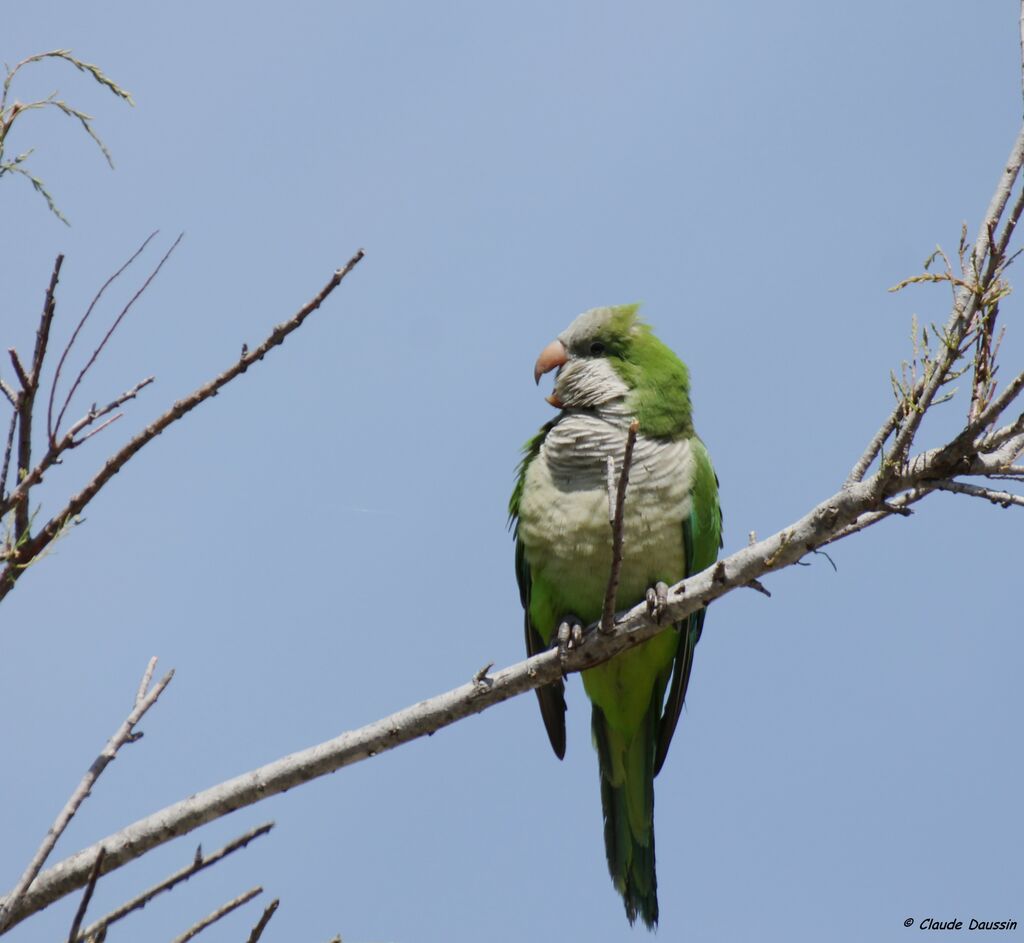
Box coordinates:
[533,304,646,410]
[532,304,694,437]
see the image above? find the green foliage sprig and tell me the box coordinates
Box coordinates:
[0,49,133,224]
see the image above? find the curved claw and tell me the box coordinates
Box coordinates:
[555,614,585,671]
[645,581,670,625]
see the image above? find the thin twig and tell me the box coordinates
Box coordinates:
[600,419,639,634]
[55,234,180,438]
[745,579,772,598]
[931,479,1024,508]
[0,660,174,933]
[245,898,280,943]
[1,376,155,519]
[134,656,158,707]
[65,848,104,943]
[74,823,274,943]
[847,410,901,484]
[824,487,934,545]
[0,404,17,502]
[7,350,30,391]
[0,249,364,602]
[10,256,62,539]
[852,125,1024,489]
[1020,0,1024,115]
[168,887,262,943]
[70,412,123,446]
[47,232,159,442]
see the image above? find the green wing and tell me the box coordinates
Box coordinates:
[509,421,566,759]
[653,438,722,776]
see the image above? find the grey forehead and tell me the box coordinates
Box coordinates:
[558,306,619,346]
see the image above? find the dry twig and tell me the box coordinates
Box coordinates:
[601,418,639,633]
[0,658,172,933]
[245,898,280,943]
[168,887,262,943]
[0,249,364,599]
[64,848,104,943]
[73,823,274,943]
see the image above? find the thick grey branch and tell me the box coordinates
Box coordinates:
[2,394,1022,929]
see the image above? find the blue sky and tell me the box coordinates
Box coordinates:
[2,2,1021,941]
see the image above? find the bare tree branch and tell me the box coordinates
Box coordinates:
[848,125,1024,486]
[0,659,173,932]
[65,848,104,943]
[47,232,159,442]
[2,376,155,520]
[245,898,280,943]
[3,371,1024,928]
[931,479,1024,508]
[601,418,638,634]
[4,11,1024,937]
[74,823,273,943]
[168,887,262,943]
[0,249,364,602]
[53,234,181,439]
[10,255,62,539]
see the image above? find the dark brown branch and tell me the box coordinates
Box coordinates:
[1,376,155,521]
[64,848,104,943]
[245,898,280,943]
[47,232,159,442]
[600,418,639,634]
[9,255,62,559]
[0,404,16,505]
[53,234,178,441]
[0,249,364,603]
[7,350,30,392]
[74,823,273,943]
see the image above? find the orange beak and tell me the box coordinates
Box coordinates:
[533,338,568,408]
[534,339,567,383]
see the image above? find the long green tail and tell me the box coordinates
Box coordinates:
[591,701,659,928]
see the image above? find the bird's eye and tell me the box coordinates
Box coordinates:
[589,341,606,356]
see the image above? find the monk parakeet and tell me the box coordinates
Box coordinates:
[509,304,722,929]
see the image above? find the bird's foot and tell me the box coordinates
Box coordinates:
[555,615,585,668]
[645,581,670,625]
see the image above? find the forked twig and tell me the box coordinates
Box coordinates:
[47,231,159,442]
[0,659,173,933]
[53,234,180,439]
[0,249,364,602]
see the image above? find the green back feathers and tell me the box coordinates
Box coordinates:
[589,305,695,440]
